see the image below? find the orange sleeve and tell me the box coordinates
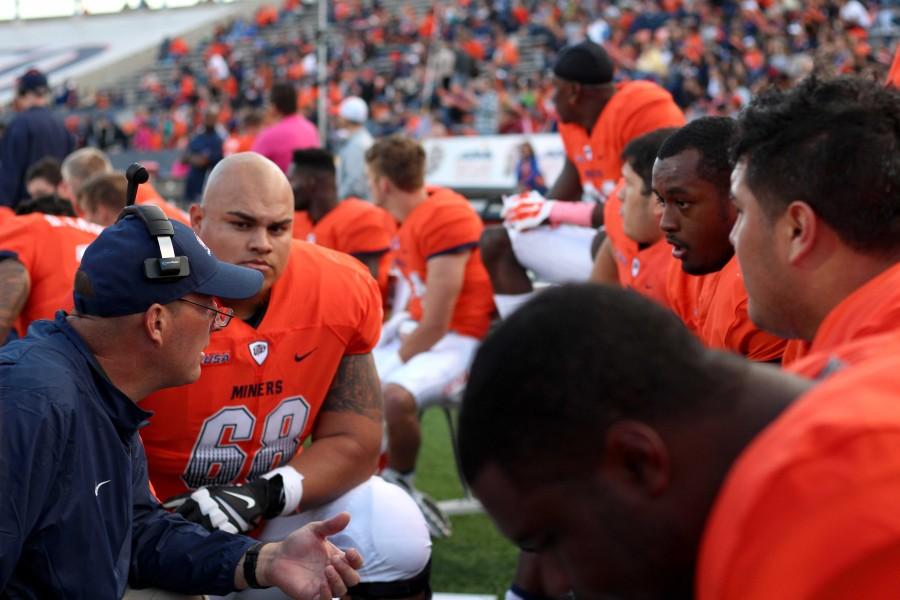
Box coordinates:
[344,269,382,355]
[420,202,481,259]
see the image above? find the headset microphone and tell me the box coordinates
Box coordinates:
[117,162,191,279]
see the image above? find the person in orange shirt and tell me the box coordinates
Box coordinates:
[697,348,900,600]
[0,209,102,343]
[729,76,900,377]
[365,136,494,538]
[139,153,433,597]
[461,283,900,600]
[289,148,396,305]
[654,117,786,361]
[591,127,677,305]
[481,40,685,318]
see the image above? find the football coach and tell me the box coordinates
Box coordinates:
[0,207,363,598]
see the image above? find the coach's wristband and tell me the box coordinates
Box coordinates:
[243,542,270,589]
[262,466,304,516]
[549,201,594,227]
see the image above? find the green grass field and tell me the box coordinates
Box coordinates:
[414,409,519,597]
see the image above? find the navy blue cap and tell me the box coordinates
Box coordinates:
[17,68,48,96]
[74,215,263,317]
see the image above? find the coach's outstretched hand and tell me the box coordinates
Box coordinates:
[245,512,364,599]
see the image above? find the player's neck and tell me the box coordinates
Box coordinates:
[309,193,338,223]
[393,187,428,222]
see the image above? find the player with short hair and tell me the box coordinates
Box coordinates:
[729,75,900,377]
[24,156,63,200]
[140,153,432,599]
[654,117,786,360]
[480,40,685,317]
[76,172,129,227]
[289,148,395,304]
[365,135,495,537]
[591,127,677,304]
[459,283,900,600]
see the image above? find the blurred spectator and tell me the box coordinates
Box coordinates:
[25,158,63,200]
[183,108,224,203]
[515,141,547,194]
[60,148,112,204]
[76,172,128,227]
[0,69,75,208]
[252,82,319,172]
[336,97,374,200]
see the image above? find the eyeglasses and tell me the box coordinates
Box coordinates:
[178,297,234,331]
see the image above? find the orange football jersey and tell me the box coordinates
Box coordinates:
[788,262,900,378]
[697,352,900,600]
[603,183,671,305]
[559,81,685,201]
[135,182,190,225]
[397,187,494,339]
[0,206,12,227]
[140,241,382,501]
[664,257,786,361]
[291,198,396,302]
[0,213,101,335]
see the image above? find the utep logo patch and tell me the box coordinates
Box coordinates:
[249,341,269,366]
[202,352,231,366]
[631,257,641,278]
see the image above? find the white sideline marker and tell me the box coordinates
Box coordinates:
[434,594,496,600]
[437,497,484,516]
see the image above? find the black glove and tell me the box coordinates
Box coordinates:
[163,475,285,534]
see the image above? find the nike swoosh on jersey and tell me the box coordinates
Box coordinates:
[94,480,111,496]
[294,348,317,362]
[222,490,256,509]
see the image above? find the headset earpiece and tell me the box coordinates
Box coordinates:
[116,162,191,280]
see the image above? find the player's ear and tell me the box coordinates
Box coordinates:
[189,203,204,235]
[784,200,818,265]
[142,303,168,347]
[599,420,671,498]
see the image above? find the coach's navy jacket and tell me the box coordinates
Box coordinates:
[0,313,256,598]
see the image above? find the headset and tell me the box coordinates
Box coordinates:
[117,162,191,279]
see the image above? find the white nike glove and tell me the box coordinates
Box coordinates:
[501,190,554,232]
[164,475,287,534]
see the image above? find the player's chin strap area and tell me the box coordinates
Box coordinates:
[116,204,191,280]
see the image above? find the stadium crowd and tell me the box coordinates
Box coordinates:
[37,0,900,160]
[1,1,900,598]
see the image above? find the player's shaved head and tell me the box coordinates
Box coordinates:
[202,152,292,212]
[192,152,295,317]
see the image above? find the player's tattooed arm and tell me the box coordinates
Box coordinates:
[0,258,29,342]
[320,353,382,422]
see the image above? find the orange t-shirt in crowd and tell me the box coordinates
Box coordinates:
[603,183,671,305]
[787,262,900,378]
[0,214,102,336]
[664,256,786,361]
[135,182,190,225]
[558,81,685,202]
[292,198,397,302]
[397,187,494,340]
[140,241,382,501]
[697,352,900,600]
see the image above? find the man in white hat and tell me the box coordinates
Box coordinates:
[337,97,374,201]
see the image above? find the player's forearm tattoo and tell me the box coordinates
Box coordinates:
[0,259,29,337]
[320,354,382,421]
